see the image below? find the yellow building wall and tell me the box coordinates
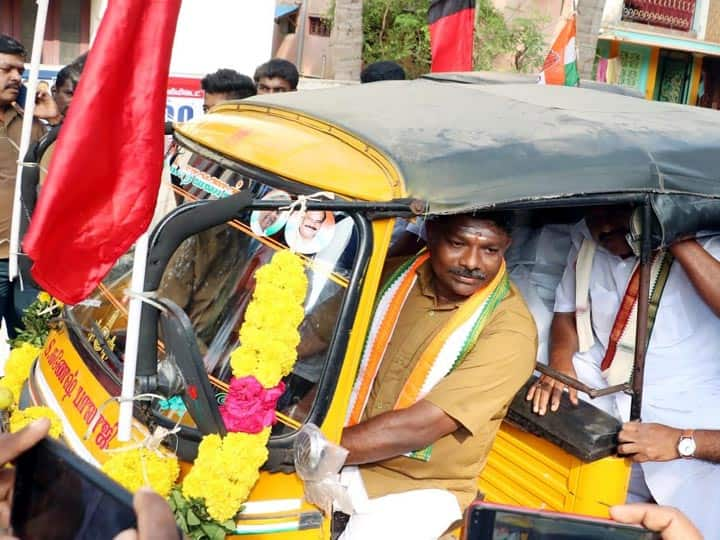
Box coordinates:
[706,0,720,43]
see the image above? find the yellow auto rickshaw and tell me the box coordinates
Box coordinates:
[22,77,720,538]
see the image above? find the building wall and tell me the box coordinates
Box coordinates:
[273,0,332,77]
[706,0,720,42]
[1,0,91,65]
[595,39,652,93]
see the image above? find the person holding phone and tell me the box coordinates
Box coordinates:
[0,34,50,342]
[0,419,180,539]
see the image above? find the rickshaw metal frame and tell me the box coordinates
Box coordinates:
[133,188,380,461]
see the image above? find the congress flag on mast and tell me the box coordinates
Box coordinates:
[428,0,476,72]
[23,0,182,304]
[538,15,580,86]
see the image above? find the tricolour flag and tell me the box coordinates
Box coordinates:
[23,0,182,304]
[538,15,579,86]
[428,0,476,72]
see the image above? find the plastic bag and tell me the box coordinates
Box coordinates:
[294,423,353,515]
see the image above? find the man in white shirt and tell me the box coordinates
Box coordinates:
[525,205,720,539]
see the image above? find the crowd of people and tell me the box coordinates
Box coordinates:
[0,28,714,540]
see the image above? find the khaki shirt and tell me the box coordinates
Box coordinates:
[0,107,45,259]
[359,259,537,509]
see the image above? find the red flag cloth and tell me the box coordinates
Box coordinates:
[23,0,181,304]
[428,0,475,72]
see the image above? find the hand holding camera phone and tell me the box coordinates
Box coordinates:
[11,436,137,539]
[464,502,662,540]
[3,419,181,540]
[14,82,59,120]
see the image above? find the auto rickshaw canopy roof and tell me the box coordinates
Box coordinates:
[178,79,720,215]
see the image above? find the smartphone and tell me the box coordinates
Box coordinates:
[16,83,27,108]
[464,502,661,540]
[12,437,137,540]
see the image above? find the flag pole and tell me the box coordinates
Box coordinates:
[118,230,150,441]
[9,0,50,282]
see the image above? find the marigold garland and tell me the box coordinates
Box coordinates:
[0,343,40,406]
[182,430,270,522]
[182,250,308,526]
[229,250,307,387]
[10,406,63,438]
[102,448,180,497]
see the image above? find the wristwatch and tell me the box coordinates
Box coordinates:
[677,429,696,458]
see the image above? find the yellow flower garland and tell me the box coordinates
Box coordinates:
[102,448,180,497]
[230,250,307,387]
[0,343,40,406]
[182,429,270,522]
[10,406,63,438]
[186,250,308,523]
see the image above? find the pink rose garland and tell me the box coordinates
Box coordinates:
[220,376,286,434]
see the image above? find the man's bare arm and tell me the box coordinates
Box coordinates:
[526,312,580,414]
[694,430,720,462]
[670,239,720,317]
[340,400,459,465]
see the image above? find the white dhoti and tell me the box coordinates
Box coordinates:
[338,467,462,540]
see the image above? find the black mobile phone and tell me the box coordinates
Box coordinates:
[16,83,27,108]
[11,437,137,540]
[464,502,661,540]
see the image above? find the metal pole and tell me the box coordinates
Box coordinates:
[118,231,150,441]
[9,0,50,281]
[295,0,307,74]
[630,199,652,420]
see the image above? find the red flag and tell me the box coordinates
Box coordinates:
[428,0,475,72]
[23,0,181,304]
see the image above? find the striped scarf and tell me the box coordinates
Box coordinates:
[346,252,510,460]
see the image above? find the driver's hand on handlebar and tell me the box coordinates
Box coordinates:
[525,369,579,415]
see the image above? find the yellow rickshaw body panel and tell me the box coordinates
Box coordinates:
[175,104,404,203]
[33,330,149,465]
[479,423,631,518]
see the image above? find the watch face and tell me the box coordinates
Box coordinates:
[679,437,696,457]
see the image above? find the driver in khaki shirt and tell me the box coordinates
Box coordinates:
[338,213,537,540]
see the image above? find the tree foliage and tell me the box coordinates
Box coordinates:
[362,0,548,78]
[475,0,548,73]
[363,0,432,78]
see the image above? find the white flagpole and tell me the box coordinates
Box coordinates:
[118,230,150,441]
[9,0,50,282]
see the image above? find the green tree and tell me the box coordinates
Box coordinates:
[474,0,548,72]
[362,0,547,77]
[362,0,432,78]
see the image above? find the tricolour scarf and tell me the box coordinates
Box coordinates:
[346,252,510,460]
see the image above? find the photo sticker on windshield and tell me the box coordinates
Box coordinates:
[284,210,336,255]
[250,190,292,237]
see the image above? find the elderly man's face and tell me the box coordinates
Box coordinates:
[298,211,326,240]
[258,209,279,231]
[586,206,634,258]
[426,216,511,302]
